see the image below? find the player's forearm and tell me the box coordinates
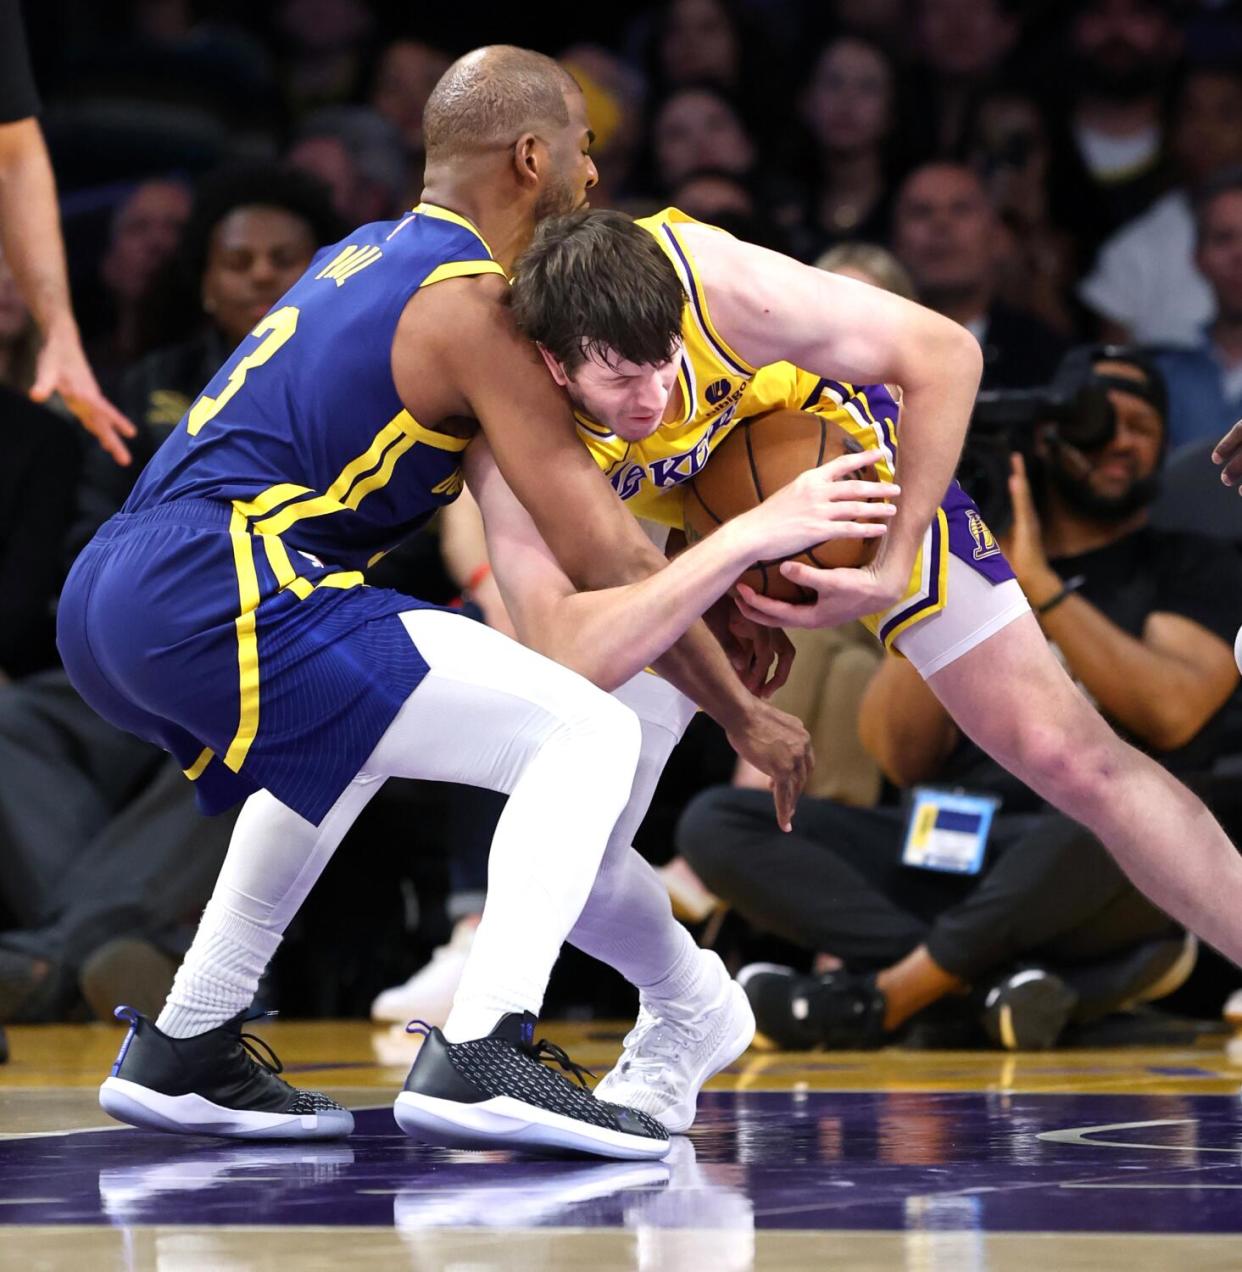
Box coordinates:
[876,329,981,577]
[0,120,76,341]
[540,519,763,692]
[1038,594,1221,750]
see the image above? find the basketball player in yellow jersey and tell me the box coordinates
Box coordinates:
[504,209,1242,1115]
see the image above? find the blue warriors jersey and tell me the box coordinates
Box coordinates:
[58,204,509,825]
[128,203,507,571]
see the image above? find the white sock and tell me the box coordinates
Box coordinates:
[157,900,281,1038]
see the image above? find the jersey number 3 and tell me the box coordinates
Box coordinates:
[186,305,300,436]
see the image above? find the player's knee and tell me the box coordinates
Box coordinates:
[1010,717,1120,810]
[562,682,642,774]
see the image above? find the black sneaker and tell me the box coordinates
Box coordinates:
[737,963,887,1050]
[394,1012,671,1160]
[980,968,1078,1050]
[99,1006,354,1139]
[1062,935,1198,1024]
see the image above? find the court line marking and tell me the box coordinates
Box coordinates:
[1037,1119,1242,1155]
[1062,1183,1242,1189]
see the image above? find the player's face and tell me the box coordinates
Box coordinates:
[202,207,319,347]
[535,87,599,220]
[547,345,684,441]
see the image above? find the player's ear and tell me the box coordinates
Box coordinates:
[537,343,569,386]
[513,133,544,189]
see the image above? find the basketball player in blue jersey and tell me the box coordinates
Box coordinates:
[55,47,863,1161]
[502,209,1242,1122]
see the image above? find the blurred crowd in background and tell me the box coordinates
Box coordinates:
[4,0,1242,1050]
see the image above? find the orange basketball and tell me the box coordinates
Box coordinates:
[683,409,881,602]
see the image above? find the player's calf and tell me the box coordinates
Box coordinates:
[99,1007,353,1139]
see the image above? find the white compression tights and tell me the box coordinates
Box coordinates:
[157,608,641,1042]
[567,673,711,1007]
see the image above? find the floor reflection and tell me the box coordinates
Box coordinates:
[1,1090,1240,1243]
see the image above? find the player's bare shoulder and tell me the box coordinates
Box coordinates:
[393,273,536,427]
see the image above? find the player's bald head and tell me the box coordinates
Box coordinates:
[423,46,580,162]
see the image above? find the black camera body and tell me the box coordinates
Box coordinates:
[956,345,1165,533]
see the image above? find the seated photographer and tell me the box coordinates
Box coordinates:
[679,347,1242,1049]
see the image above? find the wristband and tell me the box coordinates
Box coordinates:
[466,563,492,593]
[1035,574,1086,616]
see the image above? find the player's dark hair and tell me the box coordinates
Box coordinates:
[510,210,686,372]
[423,46,576,162]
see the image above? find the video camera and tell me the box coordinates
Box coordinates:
[956,345,1166,533]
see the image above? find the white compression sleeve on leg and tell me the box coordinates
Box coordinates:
[160,608,642,1043]
[569,674,710,1001]
[157,775,383,1038]
[384,611,643,1042]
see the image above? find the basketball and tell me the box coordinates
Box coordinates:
[683,409,882,602]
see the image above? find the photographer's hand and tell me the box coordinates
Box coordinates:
[1000,453,1061,606]
[1212,419,1242,489]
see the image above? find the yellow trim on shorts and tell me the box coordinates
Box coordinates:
[224,506,263,773]
[876,508,952,651]
[420,259,508,288]
[218,407,458,774]
[182,747,213,781]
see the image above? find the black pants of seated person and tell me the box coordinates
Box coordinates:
[677,788,1177,985]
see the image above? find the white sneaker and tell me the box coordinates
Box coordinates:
[370,918,476,1025]
[1224,986,1242,1028]
[594,951,755,1133]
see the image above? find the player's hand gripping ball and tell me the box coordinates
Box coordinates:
[684,409,884,601]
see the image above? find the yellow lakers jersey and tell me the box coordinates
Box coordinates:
[574,208,902,527]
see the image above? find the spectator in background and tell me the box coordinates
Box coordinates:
[369,39,452,184]
[561,45,647,211]
[1062,0,1182,239]
[86,179,192,396]
[970,91,1082,337]
[649,0,743,95]
[75,165,343,554]
[1157,170,1242,450]
[789,35,903,262]
[668,169,790,252]
[271,0,375,120]
[819,0,906,49]
[905,0,1020,160]
[892,161,1068,388]
[287,106,409,227]
[815,240,915,298]
[649,85,757,194]
[1080,63,1242,347]
[683,351,1233,1051]
[643,0,787,142]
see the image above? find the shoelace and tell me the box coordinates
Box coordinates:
[239,1031,284,1075]
[617,1005,708,1083]
[520,1036,597,1089]
[403,1019,596,1088]
[112,1005,287,1076]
